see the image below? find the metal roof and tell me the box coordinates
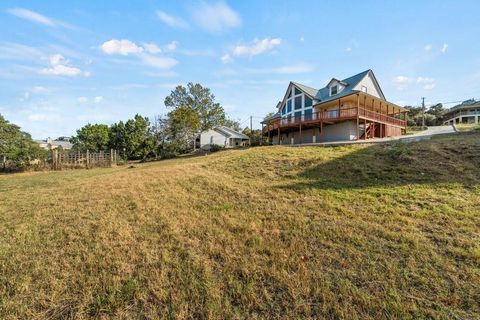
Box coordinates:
[215,126,249,139]
[277,69,387,111]
[444,99,480,115]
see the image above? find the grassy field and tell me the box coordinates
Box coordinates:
[1,131,479,319]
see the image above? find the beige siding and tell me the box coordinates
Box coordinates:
[354,72,383,99]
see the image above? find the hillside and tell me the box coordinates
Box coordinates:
[1,131,479,319]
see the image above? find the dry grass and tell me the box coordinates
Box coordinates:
[1,131,479,319]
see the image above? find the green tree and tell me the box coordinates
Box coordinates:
[0,114,47,170]
[124,114,152,160]
[427,103,445,125]
[72,123,110,152]
[164,83,228,150]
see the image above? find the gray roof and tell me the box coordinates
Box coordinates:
[215,126,249,139]
[444,99,480,115]
[279,69,386,111]
[35,139,73,149]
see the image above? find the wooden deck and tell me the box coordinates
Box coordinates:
[262,107,406,135]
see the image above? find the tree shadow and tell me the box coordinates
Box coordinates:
[284,135,480,191]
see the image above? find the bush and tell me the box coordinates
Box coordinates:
[209,144,222,152]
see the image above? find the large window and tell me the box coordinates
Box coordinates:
[294,96,302,110]
[304,96,312,108]
[281,104,286,115]
[294,111,302,122]
[287,100,292,113]
[304,108,312,121]
[294,87,302,95]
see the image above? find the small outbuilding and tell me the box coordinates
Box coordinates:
[200,126,249,149]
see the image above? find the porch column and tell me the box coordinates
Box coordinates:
[277,127,280,145]
[356,94,360,140]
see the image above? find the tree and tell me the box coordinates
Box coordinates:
[223,118,242,131]
[124,114,152,160]
[72,123,110,152]
[0,114,47,171]
[427,103,445,125]
[164,83,228,150]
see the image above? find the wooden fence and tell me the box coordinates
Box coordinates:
[51,149,118,170]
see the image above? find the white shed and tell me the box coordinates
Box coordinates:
[200,126,249,149]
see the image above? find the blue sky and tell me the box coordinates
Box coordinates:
[1,0,479,138]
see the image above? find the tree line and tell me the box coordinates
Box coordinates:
[71,83,253,160]
[404,103,445,127]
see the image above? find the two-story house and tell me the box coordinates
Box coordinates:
[262,70,408,144]
[443,99,480,125]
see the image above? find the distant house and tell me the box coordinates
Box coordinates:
[35,137,73,150]
[443,99,480,125]
[200,126,249,149]
[261,69,408,144]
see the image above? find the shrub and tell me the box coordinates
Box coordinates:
[209,144,222,152]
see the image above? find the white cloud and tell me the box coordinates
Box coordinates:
[94,96,104,103]
[100,39,144,55]
[143,42,162,54]
[40,54,88,77]
[7,8,55,26]
[441,43,448,53]
[165,41,178,52]
[221,54,233,64]
[191,1,241,32]
[100,39,179,70]
[424,44,432,51]
[156,10,189,28]
[345,47,352,52]
[77,97,88,103]
[300,37,304,42]
[140,54,178,69]
[233,38,281,57]
[393,76,435,90]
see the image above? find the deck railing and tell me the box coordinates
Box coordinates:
[263,107,406,133]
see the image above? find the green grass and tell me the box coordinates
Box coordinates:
[1,131,479,319]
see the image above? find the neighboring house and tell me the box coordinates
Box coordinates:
[200,126,250,149]
[35,137,73,150]
[261,69,408,144]
[443,99,480,125]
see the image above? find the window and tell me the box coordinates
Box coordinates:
[330,85,338,95]
[281,104,286,115]
[288,89,292,98]
[304,96,312,108]
[294,87,302,95]
[304,108,312,121]
[294,96,302,110]
[361,85,367,93]
[294,111,302,122]
[287,100,292,113]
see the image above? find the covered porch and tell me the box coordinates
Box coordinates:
[262,92,407,144]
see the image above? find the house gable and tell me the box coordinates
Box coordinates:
[352,70,386,100]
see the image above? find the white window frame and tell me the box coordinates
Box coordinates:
[330,85,338,96]
[361,85,368,93]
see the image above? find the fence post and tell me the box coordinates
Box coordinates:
[52,149,58,170]
[86,149,89,169]
[110,149,114,166]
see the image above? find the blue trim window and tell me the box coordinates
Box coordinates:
[294,111,302,122]
[294,96,302,110]
[304,96,312,108]
[304,109,312,121]
[281,104,286,115]
[294,87,302,95]
[287,100,292,113]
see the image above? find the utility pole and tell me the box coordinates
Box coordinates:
[250,115,253,133]
[421,97,426,129]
